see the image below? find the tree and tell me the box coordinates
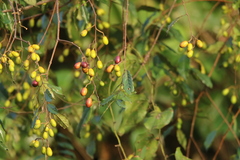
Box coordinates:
[0,0,239,160]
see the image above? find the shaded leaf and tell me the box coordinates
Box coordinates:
[86,139,96,156]
[53,113,70,129]
[167,14,186,33]
[47,104,58,114]
[0,120,7,151]
[144,108,173,130]
[57,142,74,150]
[175,147,192,160]
[177,129,187,150]
[191,69,213,88]
[116,99,125,108]
[122,70,134,94]
[181,82,194,103]
[59,150,76,159]
[204,130,217,150]
[177,55,190,79]
[76,107,91,138]
[44,89,54,102]
[100,94,115,106]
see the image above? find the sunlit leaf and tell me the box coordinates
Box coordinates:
[175,147,192,160]
[47,104,58,114]
[177,129,187,150]
[76,107,91,138]
[204,130,217,150]
[24,0,36,5]
[54,113,70,129]
[47,84,63,95]
[122,70,134,94]
[144,108,173,130]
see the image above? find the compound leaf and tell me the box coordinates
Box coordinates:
[122,70,134,94]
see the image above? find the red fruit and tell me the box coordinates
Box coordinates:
[32,80,38,87]
[81,62,88,68]
[114,56,121,64]
[74,62,81,69]
[80,87,88,96]
[86,98,92,108]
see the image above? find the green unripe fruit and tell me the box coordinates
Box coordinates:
[181,99,187,106]
[231,95,237,104]
[63,48,69,56]
[33,140,40,148]
[41,146,46,154]
[42,131,48,139]
[97,133,102,141]
[29,18,35,28]
[46,147,53,156]
[50,119,57,127]
[74,70,80,78]
[58,55,64,63]
[100,81,105,86]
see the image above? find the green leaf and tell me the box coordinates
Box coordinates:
[167,14,186,33]
[175,147,192,160]
[176,129,187,150]
[177,55,190,79]
[76,107,91,138]
[122,70,134,94]
[100,94,115,106]
[24,0,36,5]
[144,108,173,130]
[53,113,70,129]
[204,130,217,150]
[47,104,58,114]
[0,120,7,151]
[86,139,96,156]
[47,84,63,95]
[191,69,213,88]
[181,82,194,103]
[57,142,74,150]
[44,89,54,102]
[59,150,76,159]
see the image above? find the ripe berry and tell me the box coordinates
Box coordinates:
[32,80,39,87]
[80,87,88,96]
[86,98,92,108]
[74,62,81,69]
[114,56,121,64]
[81,62,88,68]
[106,64,114,73]
[179,41,188,48]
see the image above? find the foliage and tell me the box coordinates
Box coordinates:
[0,0,239,160]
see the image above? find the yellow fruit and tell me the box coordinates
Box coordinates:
[97,60,103,69]
[4,100,11,107]
[0,63,3,70]
[179,41,188,48]
[46,147,53,156]
[102,21,110,28]
[28,45,34,53]
[86,23,92,31]
[30,140,36,147]
[231,95,237,104]
[222,88,229,96]
[31,52,37,61]
[102,36,109,45]
[35,75,41,82]
[31,71,37,79]
[81,29,88,37]
[90,49,97,58]
[32,44,40,50]
[98,23,104,30]
[85,48,91,57]
[97,133,102,141]
[8,59,14,66]
[8,64,14,72]
[11,51,20,57]
[1,54,7,63]
[50,119,57,127]
[34,120,41,129]
[187,43,193,51]
[196,40,203,48]
[181,99,187,106]
[38,66,45,73]
[15,57,21,64]
[36,54,40,62]
[114,65,120,72]
[186,50,194,58]
[41,146,46,154]
[115,71,121,77]
[74,70,80,78]
[97,8,105,16]
[23,82,30,90]
[100,81,105,86]
[88,68,95,77]
[24,60,30,67]
[58,55,64,63]
[84,132,90,138]
[23,90,30,100]
[42,131,48,139]
[63,48,69,56]
[48,129,54,137]
[45,126,50,132]
[16,92,23,102]
[33,140,40,148]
